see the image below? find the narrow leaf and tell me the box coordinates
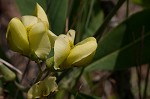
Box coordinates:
[86,9,150,71]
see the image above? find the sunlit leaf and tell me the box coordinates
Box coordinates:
[86,9,150,71]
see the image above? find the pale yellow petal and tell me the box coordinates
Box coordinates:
[73,51,96,66]
[27,76,57,99]
[66,29,75,47]
[29,22,51,59]
[35,3,49,28]
[42,76,58,96]
[27,82,41,99]
[6,18,30,55]
[76,37,96,46]
[21,15,38,29]
[66,37,97,66]
[47,30,57,48]
[54,35,71,69]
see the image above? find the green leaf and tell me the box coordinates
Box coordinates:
[132,0,150,8]
[83,0,104,37]
[72,0,103,41]
[46,0,68,35]
[5,82,24,99]
[86,9,150,71]
[0,63,16,81]
[16,0,46,15]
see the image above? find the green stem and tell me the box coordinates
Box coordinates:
[37,60,42,73]
[143,65,150,99]
[85,0,94,29]
[136,66,142,99]
[72,67,85,89]
[14,81,28,91]
[67,67,85,99]
[56,69,72,83]
[93,0,126,41]
[34,71,42,84]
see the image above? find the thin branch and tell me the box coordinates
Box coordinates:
[20,59,30,82]
[56,69,72,83]
[133,26,145,99]
[136,66,142,99]
[33,60,43,84]
[85,0,94,29]
[14,81,29,92]
[93,0,126,41]
[143,65,150,99]
[0,58,22,75]
[72,67,85,89]
[70,0,84,29]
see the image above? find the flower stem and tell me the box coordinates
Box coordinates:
[56,69,72,83]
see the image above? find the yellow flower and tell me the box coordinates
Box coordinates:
[54,30,97,70]
[6,3,55,60]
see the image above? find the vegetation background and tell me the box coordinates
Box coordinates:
[0,0,150,99]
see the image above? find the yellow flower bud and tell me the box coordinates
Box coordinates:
[35,3,49,28]
[47,30,57,48]
[66,37,97,67]
[54,30,97,70]
[6,16,51,60]
[6,18,30,55]
[28,21,51,59]
[21,16,39,29]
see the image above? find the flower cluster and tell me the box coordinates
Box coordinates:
[6,3,97,70]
